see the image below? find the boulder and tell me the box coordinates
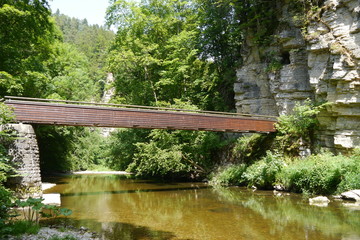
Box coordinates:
[341,190,360,201]
[309,196,330,207]
[42,193,61,206]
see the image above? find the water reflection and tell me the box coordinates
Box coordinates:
[213,187,360,239]
[43,175,360,240]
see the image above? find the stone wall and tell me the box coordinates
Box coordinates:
[4,123,42,198]
[234,0,360,152]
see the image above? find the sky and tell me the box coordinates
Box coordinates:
[49,0,111,26]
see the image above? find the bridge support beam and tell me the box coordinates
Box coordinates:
[4,123,42,198]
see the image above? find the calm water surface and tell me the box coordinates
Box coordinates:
[43,175,360,240]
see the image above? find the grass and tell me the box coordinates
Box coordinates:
[209,149,360,195]
[0,220,40,236]
[209,164,247,186]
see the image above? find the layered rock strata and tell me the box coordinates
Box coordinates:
[234,0,360,151]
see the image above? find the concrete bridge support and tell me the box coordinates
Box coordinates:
[4,123,42,198]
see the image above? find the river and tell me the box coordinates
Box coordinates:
[43,174,360,240]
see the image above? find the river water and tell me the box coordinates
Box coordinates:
[43,174,360,240]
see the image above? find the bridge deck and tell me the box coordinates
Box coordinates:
[4,97,276,133]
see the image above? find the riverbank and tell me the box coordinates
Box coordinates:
[72,170,131,175]
[5,225,99,240]
[210,150,360,196]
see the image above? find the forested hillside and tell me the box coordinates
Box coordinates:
[53,10,114,89]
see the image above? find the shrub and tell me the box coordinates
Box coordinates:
[274,100,324,156]
[0,186,13,225]
[209,164,247,186]
[0,220,40,236]
[0,103,15,228]
[14,197,72,224]
[278,152,357,195]
[232,133,273,163]
[127,128,223,178]
[242,152,285,189]
[336,149,360,193]
[127,142,190,177]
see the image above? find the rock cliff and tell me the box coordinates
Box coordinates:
[234,0,360,152]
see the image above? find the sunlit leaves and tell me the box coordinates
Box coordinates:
[106,0,219,107]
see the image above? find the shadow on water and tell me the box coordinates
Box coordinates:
[60,186,211,197]
[42,218,188,240]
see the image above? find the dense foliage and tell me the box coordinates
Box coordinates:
[275,100,325,156]
[53,11,115,92]
[0,0,57,97]
[0,103,15,224]
[210,102,359,195]
[211,149,360,195]
[106,102,225,179]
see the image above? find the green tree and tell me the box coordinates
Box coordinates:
[45,42,100,101]
[275,100,324,156]
[53,12,115,83]
[0,0,57,97]
[0,103,15,223]
[106,0,221,109]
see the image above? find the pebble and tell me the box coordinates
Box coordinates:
[5,226,100,240]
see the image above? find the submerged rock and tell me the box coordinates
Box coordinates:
[309,196,330,207]
[341,190,360,201]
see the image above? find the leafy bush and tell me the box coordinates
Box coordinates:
[278,152,359,195]
[209,164,247,186]
[106,128,150,171]
[36,126,110,172]
[242,152,285,189]
[274,100,324,156]
[0,103,15,227]
[14,197,72,224]
[127,129,223,178]
[232,133,274,163]
[128,142,189,177]
[0,186,13,224]
[336,149,360,193]
[0,220,40,236]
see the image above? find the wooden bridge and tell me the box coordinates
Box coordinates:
[3,96,277,133]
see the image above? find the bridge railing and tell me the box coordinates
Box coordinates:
[3,96,278,121]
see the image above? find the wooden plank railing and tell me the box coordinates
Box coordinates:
[3,96,277,133]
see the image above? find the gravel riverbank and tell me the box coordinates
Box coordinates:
[6,226,100,240]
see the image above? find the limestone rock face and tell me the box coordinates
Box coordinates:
[234,0,360,152]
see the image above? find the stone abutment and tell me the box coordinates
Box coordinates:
[3,123,42,198]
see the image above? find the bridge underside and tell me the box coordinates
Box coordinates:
[5,98,276,133]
